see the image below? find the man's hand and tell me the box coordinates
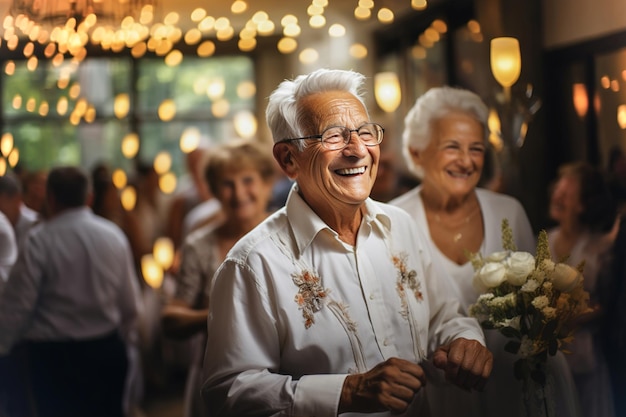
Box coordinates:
[432,338,493,391]
[339,357,426,414]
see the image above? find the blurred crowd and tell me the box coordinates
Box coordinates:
[0,82,625,417]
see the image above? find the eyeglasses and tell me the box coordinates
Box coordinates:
[279,123,384,151]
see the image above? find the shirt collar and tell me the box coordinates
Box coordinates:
[285,183,392,256]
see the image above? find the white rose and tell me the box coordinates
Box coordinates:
[485,251,509,263]
[505,251,535,285]
[550,263,583,292]
[474,262,507,289]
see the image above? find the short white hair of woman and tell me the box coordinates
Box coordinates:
[403,86,489,178]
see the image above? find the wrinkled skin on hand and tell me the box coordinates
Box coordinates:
[432,337,493,391]
[339,357,427,414]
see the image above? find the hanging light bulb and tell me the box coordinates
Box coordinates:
[153,237,174,270]
[141,254,164,289]
[120,186,137,211]
[114,93,130,119]
[0,132,14,157]
[180,127,201,153]
[121,133,140,159]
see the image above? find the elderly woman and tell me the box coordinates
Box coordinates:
[161,138,276,417]
[390,86,581,417]
[201,69,493,417]
[547,161,617,417]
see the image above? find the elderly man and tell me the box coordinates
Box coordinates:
[201,69,492,417]
[0,166,142,417]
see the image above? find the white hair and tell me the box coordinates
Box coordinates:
[266,68,368,151]
[402,86,488,178]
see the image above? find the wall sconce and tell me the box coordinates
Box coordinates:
[490,37,521,101]
[572,83,589,119]
[374,72,401,113]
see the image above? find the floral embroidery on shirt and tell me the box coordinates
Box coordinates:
[292,270,328,328]
[393,252,423,301]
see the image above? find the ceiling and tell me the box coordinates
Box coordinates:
[0,0,420,39]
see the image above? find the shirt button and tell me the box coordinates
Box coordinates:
[369,293,375,300]
[383,338,390,346]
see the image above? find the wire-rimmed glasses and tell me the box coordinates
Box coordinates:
[278,122,384,150]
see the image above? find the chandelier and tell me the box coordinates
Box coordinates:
[7,0,157,59]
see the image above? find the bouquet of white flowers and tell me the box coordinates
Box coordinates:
[468,219,592,417]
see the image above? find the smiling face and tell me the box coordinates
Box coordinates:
[411,111,485,200]
[276,90,379,219]
[215,167,273,225]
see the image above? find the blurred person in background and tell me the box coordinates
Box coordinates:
[161,138,275,417]
[20,169,47,215]
[547,161,617,417]
[0,173,37,249]
[165,146,213,250]
[0,166,142,417]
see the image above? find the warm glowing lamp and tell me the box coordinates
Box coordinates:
[114,93,130,119]
[159,172,177,194]
[1,133,14,157]
[121,133,140,159]
[234,110,257,139]
[490,37,521,101]
[112,169,127,189]
[8,148,19,167]
[0,158,6,176]
[180,127,201,153]
[618,105,626,130]
[572,83,589,119]
[141,254,164,289]
[374,72,401,113]
[153,151,172,174]
[158,99,176,121]
[153,237,174,270]
[120,186,137,211]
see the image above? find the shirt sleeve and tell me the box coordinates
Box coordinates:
[0,231,44,354]
[0,215,17,283]
[202,259,346,417]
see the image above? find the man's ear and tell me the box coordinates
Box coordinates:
[273,142,298,179]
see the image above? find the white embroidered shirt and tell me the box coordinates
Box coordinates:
[202,186,485,417]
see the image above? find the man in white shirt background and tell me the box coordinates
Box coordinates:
[0,166,142,417]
